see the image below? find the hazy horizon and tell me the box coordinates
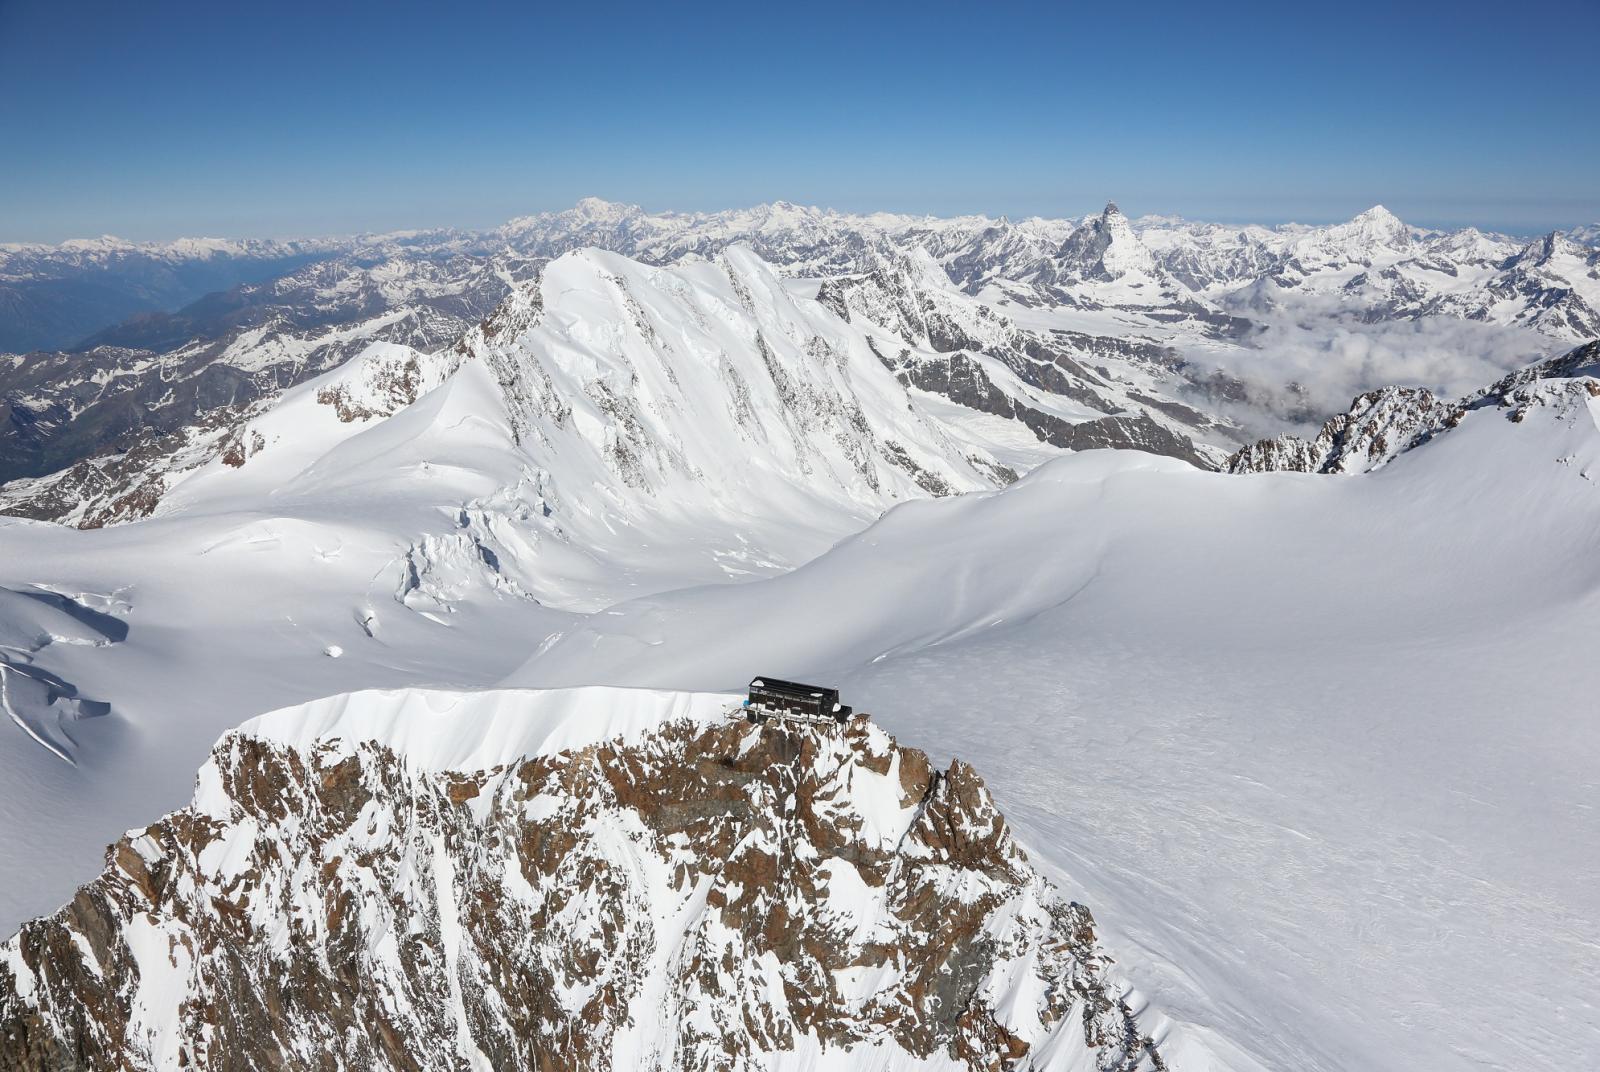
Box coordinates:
[4,195,1594,249]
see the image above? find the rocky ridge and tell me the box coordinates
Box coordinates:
[1226,339,1600,473]
[0,689,1165,1072]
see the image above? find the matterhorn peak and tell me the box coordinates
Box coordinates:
[1051,199,1160,283]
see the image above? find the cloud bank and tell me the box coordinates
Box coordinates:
[1186,301,1564,439]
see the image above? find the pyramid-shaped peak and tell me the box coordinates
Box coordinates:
[1516,229,1583,265]
[1348,205,1408,234]
[1314,203,1412,256]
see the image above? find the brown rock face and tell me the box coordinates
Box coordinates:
[1,712,1161,1072]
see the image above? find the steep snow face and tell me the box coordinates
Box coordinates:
[0,686,1168,1072]
[507,353,1600,1072]
[453,245,1007,518]
[6,244,1039,600]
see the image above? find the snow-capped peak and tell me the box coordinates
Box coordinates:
[1513,229,1587,267]
[570,195,639,221]
[1353,204,1410,241]
[1334,204,1410,251]
[1052,199,1163,283]
[1353,203,1403,229]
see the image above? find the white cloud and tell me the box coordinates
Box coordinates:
[1187,302,1564,438]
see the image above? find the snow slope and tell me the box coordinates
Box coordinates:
[0,242,1075,934]
[0,230,1595,1070]
[508,363,1600,1072]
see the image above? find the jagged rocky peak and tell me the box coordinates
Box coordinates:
[1226,340,1600,474]
[0,687,1164,1072]
[1511,228,1588,268]
[1054,202,1162,283]
[1225,384,1458,475]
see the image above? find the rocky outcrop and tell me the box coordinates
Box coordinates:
[823,250,1226,468]
[1225,385,1461,474]
[1227,340,1600,474]
[0,699,1162,1072]
[884,348,1214,470]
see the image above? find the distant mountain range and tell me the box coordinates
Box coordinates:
[1,199,1596,522]
[3,201,1599,1072]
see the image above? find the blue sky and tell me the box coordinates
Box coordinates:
[2,0,1596,242]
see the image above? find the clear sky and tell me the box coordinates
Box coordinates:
[2,0,1596,243]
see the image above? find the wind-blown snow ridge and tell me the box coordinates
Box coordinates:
[236,685,731,773]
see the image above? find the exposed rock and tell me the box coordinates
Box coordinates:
[0,708,1162,1072]
[1227,340,1600,474]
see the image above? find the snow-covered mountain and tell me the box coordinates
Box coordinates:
[5,196,1593,517]
[0,687,1169,1072]
[3,200,1599,1072]
[0,244,544,492]
[1566,222,1600,248]
[0,242,1237,530]
[0,235,344,353]
[3,336,1597,1071]
[501,345,1600,1072]
[1132,205,1600,341]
